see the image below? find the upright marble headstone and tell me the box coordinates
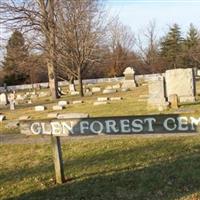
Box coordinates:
[0,93,8,106]
[69,84,76,92]
[148,76,168,110]
[10,100,15,110]
[122,67,137,89]
[165,68,196,103]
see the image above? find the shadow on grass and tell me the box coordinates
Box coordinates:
[6,152,200,200]
[1,137,200,200]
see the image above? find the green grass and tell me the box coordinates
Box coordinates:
[1,135,200,200]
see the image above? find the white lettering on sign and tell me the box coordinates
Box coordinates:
[105,120,119,133]
[31,122,42,135]
[80,121,89,134]
[177,117,189,131]
[163,118,177,131]
[144,118,156,132]
[27,116,200,136]
[132,119,143,132]
[90,120,104,134]
[120,119,131,133]
[190,117,200,130]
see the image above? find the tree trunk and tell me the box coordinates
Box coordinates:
[47,59,59,99]
[78,67,84,97]
[47,0,59,100]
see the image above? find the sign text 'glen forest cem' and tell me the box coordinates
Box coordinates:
[20,115,200,136]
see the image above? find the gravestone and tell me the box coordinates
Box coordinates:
[168,94,179,109]
[53,105,64,111]
[47,113,59,119]
[69,84,76,92]
[148,76,169,110]
[19,116,31,120]
[121,67,137,89]
[97,97,108,102]
[0,93,8,106]
[102,89,117,94]
[165,68,196,103]
[91,87,101,93]
[110,97,123,101]
[35,105,46,111]
[0,115,6,121]
[58,101,68,106]
[72,100,84,104]
[94,101,108,106]
[112,84,121,89]
[10,100,15,110]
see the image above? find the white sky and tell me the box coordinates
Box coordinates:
[1,0,200,60]
[107,0,200,37]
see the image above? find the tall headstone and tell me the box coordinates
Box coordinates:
[0,93,8,106]
[69,84,76,92]
[148,76,169,110]
[10,100,15,110]
[122,67,137,89]
[165,68,196,103]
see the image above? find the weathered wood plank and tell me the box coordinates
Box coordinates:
[51,136,65,184]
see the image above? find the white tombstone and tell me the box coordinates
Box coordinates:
[165,68,196,103]
[121,67,137,89]
[10,100,15,110]
[93,101,108,106]
[110,97,123,101]
[35,105,46,111]
[0,93,8,105]
[71,91,79,96]
[0,115,6,121]
[69,84,76,92]
[97,97,109,102]
[72,100,83,104]
[102,89,117,94]
[19,116,31,120]
[148,76,168,110]
[47,113,59,119]
[58,101,68,106]
[91,87,101,93]
[57,113,89,119]
[53,105,64,111]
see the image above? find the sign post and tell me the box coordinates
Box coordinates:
[51,136,65,184]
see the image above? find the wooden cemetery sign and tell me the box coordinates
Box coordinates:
[20,114,200,184]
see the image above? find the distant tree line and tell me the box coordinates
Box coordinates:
[0,0,200,98]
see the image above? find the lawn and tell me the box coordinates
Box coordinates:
[1,135,200,200]
[0,80,200,200]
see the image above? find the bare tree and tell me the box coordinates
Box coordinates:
[0,0,59,99]
[56,0,106,97]
[106,18,136,76]
[136,20,164,73]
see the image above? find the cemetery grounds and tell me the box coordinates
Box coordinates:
[0,80,200,200]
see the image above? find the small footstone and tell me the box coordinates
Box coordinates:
[72,100,84,104]
[58,101,68,106]
[93,101,108,106]
[53,105,64,111]
[97,97,108,102]
[47,113,59,118]
[35,105,46,111]
[110,97,123,101]
[19,116,31,120]
[57,113,89,119]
